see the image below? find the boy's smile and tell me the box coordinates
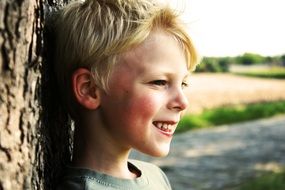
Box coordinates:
[98,30,189,157]
[152,120,178,137]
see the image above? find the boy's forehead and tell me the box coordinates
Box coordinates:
[142,30,177,48]
[114,30,188,75]
[123,31,181,60]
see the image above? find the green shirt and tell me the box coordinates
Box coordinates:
[57,159,172,190]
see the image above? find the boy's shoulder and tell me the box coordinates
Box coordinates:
[56,159,171,190]
[129,159,169,179]
[129,159,172,189]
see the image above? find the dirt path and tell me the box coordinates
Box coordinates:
[131,115,285,190]
[185,73,285,113]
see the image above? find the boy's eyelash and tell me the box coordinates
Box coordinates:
[150,80,189,88]
[151,80,167,86]
[181,82,189,88]
[182,82,189,88]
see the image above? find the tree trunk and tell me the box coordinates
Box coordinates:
[0,0,72,189]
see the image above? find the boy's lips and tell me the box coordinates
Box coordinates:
[152,120,178,136]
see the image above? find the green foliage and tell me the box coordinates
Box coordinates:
[196,57,230,72]
[238,170,285,190]
[234,67,285,79]
[195,53,285,73]
[237,53,265,65]
[177,116,210,132]
[218,57,231,72]
[177,101,285,133]
[281,55,285,66]
[265,56,281,65]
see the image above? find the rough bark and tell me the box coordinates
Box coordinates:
[0,0,72,189]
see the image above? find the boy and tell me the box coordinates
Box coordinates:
[54,0,198,189]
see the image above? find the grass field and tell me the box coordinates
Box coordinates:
[185,73,285,114]
[177,100,285,133]
[233,67,285,79]
[237,170,285,190]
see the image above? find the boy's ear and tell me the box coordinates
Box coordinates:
[72,68,101,110]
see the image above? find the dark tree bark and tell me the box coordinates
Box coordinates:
[0,0,72,189]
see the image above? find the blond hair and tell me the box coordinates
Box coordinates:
[54,0,199,116]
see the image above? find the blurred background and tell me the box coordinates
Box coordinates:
[132,0,285,189]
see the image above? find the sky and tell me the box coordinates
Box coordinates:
[168,0,285,57]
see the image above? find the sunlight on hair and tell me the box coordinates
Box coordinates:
[54,0,199,117]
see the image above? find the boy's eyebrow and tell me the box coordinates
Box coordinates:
[145,70,190,79]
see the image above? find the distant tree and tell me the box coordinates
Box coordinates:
[265,56,273,64]
[281,54,285,66]
[237,53,265,65]
[218,57,230,72]
[265,55,285,66]
[196,57,229,73]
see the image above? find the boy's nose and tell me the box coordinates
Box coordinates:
[167,88,189,112]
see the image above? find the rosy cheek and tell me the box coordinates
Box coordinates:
[127,95,159,122]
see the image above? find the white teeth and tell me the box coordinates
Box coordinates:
[157,123,162,129]
[154,122,171,131]
[162,124,168,130]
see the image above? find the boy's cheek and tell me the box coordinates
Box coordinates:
[127,95,161,119]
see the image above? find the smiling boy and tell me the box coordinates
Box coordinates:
[55,0,198,189]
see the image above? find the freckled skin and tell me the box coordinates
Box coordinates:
[98,30,189,157]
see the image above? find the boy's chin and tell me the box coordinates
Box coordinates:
[151,151,169,158]
[141,146,170,158]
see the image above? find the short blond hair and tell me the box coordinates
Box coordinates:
[54,0,199,117]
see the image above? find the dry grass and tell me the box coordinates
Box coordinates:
[185,73,285,114]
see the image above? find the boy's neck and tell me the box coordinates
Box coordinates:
[72,121,139,179]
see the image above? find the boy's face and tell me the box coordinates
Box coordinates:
[99,30,189,157]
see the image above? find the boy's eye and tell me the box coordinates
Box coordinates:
[151,80,167,86]
[182,82,189,88]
